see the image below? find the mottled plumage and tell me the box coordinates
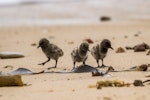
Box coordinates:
[71,42,89,69]
[91,39,113,67]
[38,38,64,69]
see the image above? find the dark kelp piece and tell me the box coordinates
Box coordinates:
[125,43,150,52]
[71,65,98,73]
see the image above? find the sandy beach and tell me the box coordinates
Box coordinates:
[0,0,150,100]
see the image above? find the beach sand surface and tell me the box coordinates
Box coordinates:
[0,1,150,100]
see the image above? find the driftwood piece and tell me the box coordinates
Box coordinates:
[0,75,23,87]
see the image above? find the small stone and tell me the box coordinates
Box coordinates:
[67,78,70,80]
[48,90,54,92]
[31,43,37,46]
[134,34,139,37]
[133,80,144,86]
[72,89,75,92]
[116,47,125,53]
[84,38,94,44]
[139,64,148,71]
[124,35,128,38]
[92,71,103,77]
[100,16,111,21]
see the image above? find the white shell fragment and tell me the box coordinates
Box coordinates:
[0,52,24,59]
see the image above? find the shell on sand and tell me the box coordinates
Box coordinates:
[0,52,24,59]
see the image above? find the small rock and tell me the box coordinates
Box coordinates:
[72,89,75,92]
[31,43,37,46]
[124,35,128,38]
[84,38,94,44]
[134,34,139,37]
[67,78,70,80]
[133,80,144,86]
[108,66,115,71]
[48,90,54,92]
[100,16,111,21]
[139,64,148,71]
[92,71,103,77]
[116,47,125,53]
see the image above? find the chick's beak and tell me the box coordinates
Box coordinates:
[37,45,40,48]
[110,47,114,50]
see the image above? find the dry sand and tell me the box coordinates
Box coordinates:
[0,22,150,100]
[0,1,150,100]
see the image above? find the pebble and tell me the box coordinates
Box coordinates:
[0,52,24,59]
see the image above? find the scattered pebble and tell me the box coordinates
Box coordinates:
[72,89,75,92]
[84,38,94,44]
[100,16,111,21]
[48,90,54,92]
[116,47,125,53]
[134,34,139,37]
[124,35,128,38]
[31,43,37,46]
[67,78,70,80]
[92,71,103,77]
[138,64,148,71]
[133,80,144,86]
